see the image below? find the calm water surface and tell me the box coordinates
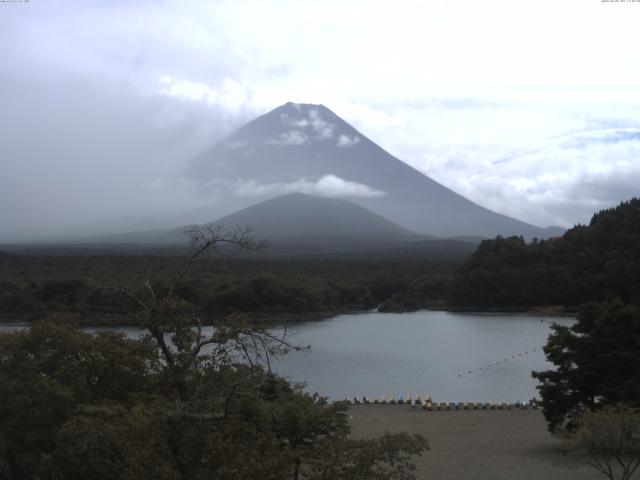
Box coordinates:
[0,311,573,403]
[269,311,573,403]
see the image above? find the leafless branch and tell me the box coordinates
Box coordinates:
[167,223,268,298]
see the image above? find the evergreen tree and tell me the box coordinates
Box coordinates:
[533,301,640,432]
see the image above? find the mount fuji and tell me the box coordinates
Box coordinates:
[189,102,563,239]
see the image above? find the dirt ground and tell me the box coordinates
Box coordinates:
[349,405,603,480]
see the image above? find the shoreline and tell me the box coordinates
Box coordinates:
[0,305,576,328]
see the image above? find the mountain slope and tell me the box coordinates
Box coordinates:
[82,193,427,253]
[211,192,417,241]
[175,193,426,253]
[189,102,563,239]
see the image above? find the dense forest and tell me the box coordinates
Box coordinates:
[450,198,640,309]
[0,253,455,324]
[0,227,428,479]
[3,199,640,323]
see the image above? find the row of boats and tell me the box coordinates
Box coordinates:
[342,395,539,410]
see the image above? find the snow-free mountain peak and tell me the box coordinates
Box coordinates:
[217,102,363,151]
[189,102,564,239]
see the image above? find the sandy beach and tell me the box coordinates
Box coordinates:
[349,405,602,480]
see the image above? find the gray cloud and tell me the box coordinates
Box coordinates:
[0,53,253,241]
[417,128,640,227]
[559,129,640,149]
[1,0,639,240]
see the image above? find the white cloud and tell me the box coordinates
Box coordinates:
[309,109,335,139]
[280,113,309,128]
[231,174,386,199]
[158,75,249,112]
[416,128,640,227]
[337,134,360,147]
[267,130,309,146]
[280,108,336,140]
[314,174,385,197]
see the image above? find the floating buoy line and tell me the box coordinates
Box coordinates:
[335,318,553,410]
[455,346,541,378]
[453,317,554,378]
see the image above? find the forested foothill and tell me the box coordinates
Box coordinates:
[451,198,640,310]
[514,200,640,480]
[0,252,455,325]
[2,199,640,324]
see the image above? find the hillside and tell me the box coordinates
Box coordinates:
[76,193,431,254]
[450,198,640,307]
[3,192,480,258]
[189,102,564,239]
[204,192,420,248]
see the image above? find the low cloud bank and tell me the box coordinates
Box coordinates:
[232,174,386,199]
[418,128,640,228]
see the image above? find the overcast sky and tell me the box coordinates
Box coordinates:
[1,0,639,240]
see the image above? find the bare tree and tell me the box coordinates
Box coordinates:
[567,407,640,480]
[109,224,299,396]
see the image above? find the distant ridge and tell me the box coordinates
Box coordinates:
[209,192,418,242]
[3,193,482,257]
[77,193,427,254]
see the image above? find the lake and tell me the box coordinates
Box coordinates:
[270,311,572,403]
[0,311,572,403]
